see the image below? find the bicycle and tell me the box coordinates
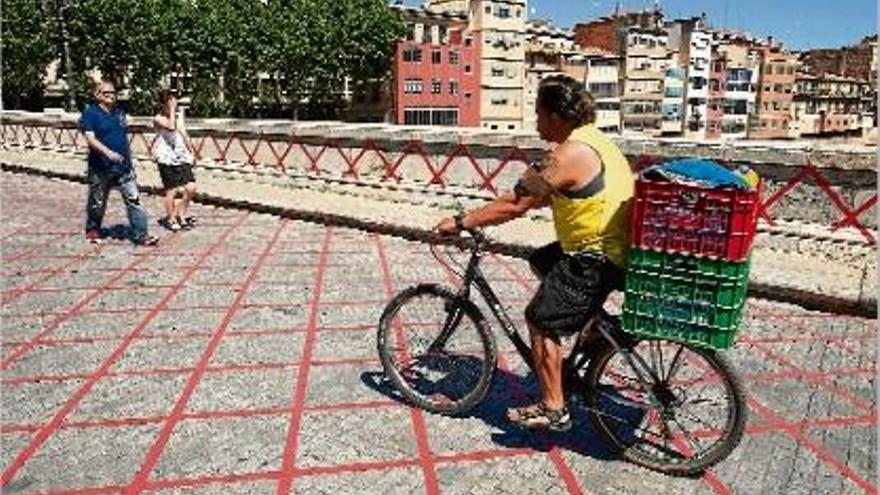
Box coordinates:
[377,227,747,476]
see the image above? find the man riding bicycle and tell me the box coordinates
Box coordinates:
[436,74,634,431]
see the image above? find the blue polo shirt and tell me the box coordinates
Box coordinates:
[79,103,132,173]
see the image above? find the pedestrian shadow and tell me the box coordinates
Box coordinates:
[360,357,643,462]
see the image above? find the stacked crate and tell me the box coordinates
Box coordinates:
[622,167,761,350]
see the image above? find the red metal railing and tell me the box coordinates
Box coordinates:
[1,121,875,244]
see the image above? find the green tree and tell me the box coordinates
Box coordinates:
[183,0,270,117]
[267,0,403,119]
[2,0,56,110]
[60,0,186,114]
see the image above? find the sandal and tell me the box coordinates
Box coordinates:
[507,403,572,432]
[177,216,196,229]
[135,235,160,247]
[159,217,182,232]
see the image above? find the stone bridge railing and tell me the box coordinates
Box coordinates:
[1,110,876,244]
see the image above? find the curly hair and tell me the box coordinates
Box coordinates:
[536,75,596,126]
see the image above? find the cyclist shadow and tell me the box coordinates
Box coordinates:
[361,361,644,462]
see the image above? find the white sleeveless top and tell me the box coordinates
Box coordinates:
[152,121,192,166]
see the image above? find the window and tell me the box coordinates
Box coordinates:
[403,47,422,63]
[464,92,472,101]
[516,8,522,17]
[491,66,505,77]
[449,50,459,65]
[485,5,491,13]
[465,64,472,74]
[449,80,459,95]
[403,78,423,94]
[508,124,515,130]
[432,78,442,94]
[403,108,458,126]
[490,124,498,130]
[432,51,441,64]
[497,5,511,18]
[465,37,472,47]
[491,97,508,105]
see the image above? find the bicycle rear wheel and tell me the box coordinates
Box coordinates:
[377,284,496,415]
[584,340,746,476]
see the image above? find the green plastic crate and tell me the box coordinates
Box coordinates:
[622,249,750,350]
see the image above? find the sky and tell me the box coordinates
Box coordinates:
[401,0,877,50]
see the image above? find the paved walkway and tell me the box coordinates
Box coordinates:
[0,147,876,317]
[0,172,876,494]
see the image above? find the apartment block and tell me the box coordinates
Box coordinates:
[621,28,669,136]
[684,30,712,139]
[792,73,874,137]
[522,20,577,130]
[716,36,761,139]
[430,0,528,130]
[661,66,686,134]
[752,46,799,139]
[392,5,481,126]
[584,48,622,133]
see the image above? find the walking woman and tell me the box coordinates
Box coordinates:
[152,89,197,231]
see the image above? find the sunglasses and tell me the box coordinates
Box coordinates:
[99,90,116,96]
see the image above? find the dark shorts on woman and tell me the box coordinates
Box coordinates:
[157,163,195,190]
[524,242,625,339]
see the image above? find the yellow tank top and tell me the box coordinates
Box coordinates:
[550,124,634,268]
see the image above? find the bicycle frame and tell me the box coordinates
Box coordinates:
[429,233,671,402]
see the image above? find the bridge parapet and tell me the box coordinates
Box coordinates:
[2,110,876,243]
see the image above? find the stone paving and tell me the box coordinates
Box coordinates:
[1,171,877,495]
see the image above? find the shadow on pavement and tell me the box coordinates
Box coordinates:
[361,362,634,462]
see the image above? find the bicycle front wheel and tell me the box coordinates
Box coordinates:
[377,284,497,415]
[584,340,747,476]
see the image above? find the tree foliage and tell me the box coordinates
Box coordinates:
[2,0,56,110]
[3,0,404,117]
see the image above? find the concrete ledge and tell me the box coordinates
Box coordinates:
[2,157,875,318]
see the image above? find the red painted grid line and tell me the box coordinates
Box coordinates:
[275,226,333,494]
[746,397,878,494]
[749,343,875,414]
[1,211,250,488]
[5,297,396,318]
[123,219,290,494]
[0,232,79,265]
[0,230,190,369]
[372,233,442,495]
[0,325,313,350]
[2,398,401,435]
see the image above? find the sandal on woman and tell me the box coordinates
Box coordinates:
[507,403,572,431]
[159,217,181,232]
[135,235,160,247]
[177,216,196,230]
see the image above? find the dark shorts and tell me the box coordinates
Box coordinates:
[524,242,625,339]
[157,163,195,190]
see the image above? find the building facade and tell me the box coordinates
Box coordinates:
[392,6,481,126]
[717,38,760,140]
[752,47,798,139]
[684,30,712,139]
[584,48,622,133]
[621,28,669,135]
[792,73,874,137]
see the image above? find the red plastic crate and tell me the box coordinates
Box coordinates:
[629,179,760,261]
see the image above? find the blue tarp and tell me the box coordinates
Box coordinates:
[641,159,751,190]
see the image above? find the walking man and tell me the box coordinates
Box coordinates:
[80,80,158,246]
